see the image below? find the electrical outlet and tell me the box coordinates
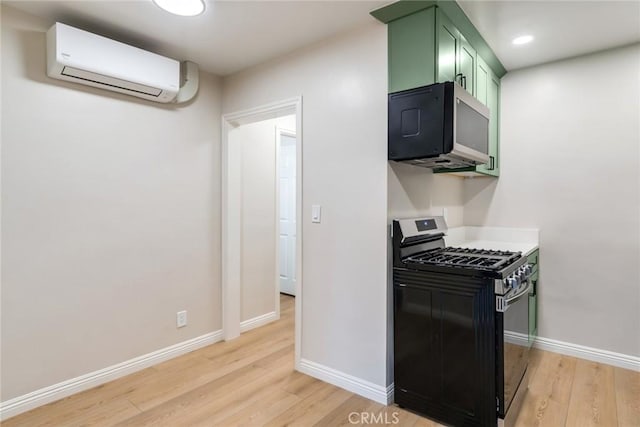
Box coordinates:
[176,310,187,328]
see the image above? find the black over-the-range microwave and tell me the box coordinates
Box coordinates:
[388,81,490,169]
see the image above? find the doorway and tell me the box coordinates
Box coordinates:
[278,128,297,296]
[221,97,302,369]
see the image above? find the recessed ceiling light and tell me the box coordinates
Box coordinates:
[512,35,534,45]
[152,0,205,17]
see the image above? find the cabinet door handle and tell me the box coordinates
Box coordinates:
[489,155,495,170]
[455,73,463,85]
[462,75,467,90]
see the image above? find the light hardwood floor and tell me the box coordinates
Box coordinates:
[4,295,639,426]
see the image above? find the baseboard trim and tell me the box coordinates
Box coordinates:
[534,336,640,372]
[298,358,390,405]
[240,311,278,333]
[385,383,394,404]
[0,330,223,421]
[504,330,529,347]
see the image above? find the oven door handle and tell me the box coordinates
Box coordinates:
[505,280,532,305]
[497,279,532,312]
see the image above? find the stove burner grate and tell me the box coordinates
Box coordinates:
[406,247,521,271]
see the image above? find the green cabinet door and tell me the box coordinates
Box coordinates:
[475,56,489,106]
[487,72,500,175]
[388,7,436,93]
[437,10,475,95]
[476,67,499,176]
[436,10,458,83]
[458,34,476,95]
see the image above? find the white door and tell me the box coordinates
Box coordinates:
[279,131,296,296]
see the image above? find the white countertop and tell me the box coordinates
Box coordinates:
[445,226,539,256]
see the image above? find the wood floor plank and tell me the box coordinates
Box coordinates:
[411,414,443,427]
[1,397,140,427]
[515,351,577,427]
[171,361,296,426]
[565,358,618,427]
[126,335,294,411]
[529,351,577,406]
[1,366,156,427]
[370,405,420,426]
[263,381,352,427]
[516,391,569,427]
[614,366,640,426]
[314,394,377,426]
[282,371,326,399]
[214,388,301,427]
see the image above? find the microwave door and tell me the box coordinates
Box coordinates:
[388,85,446,161]
[452,84,490,165]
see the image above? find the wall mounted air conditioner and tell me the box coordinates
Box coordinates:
[46,23,180,103]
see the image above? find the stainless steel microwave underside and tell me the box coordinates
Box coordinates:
[396,152,481,169]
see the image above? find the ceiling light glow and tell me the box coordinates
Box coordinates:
[152,0,205,17]
[512,35,534,45]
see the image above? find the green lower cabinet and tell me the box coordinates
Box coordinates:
[529,279,538,342]
[528,250,540,341]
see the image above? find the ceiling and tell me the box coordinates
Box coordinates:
[4,0,387,76]
[5,0,640,75]
[459,0,640,71]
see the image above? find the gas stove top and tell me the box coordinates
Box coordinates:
[405,247,522,272]
[392,217,526,279]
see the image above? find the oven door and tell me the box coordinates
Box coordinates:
[497,279,532,419]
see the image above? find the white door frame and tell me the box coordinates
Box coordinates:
[221,96,303,369]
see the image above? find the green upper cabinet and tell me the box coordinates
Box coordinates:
[373,1,506,178]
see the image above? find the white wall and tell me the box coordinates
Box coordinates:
[229,115,295,323]
[1,5,223,400]
[464,44,640,357]
[388,163,464,226]
[223,22,390,388]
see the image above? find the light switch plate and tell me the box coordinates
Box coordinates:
[311,205,321,223]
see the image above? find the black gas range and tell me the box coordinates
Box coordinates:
[392,217,533,427]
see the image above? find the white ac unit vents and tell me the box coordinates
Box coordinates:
[46,23,196,104]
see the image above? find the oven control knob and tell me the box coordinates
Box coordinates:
[511,276,520,288]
